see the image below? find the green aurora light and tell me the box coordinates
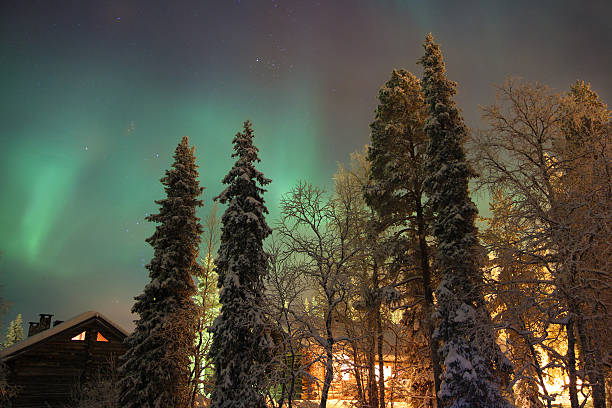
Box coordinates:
[1,0,610,330]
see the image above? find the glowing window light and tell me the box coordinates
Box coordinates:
[340,363,351,381]
[96,332,109,342]
[71,331,86,341]
[375,365,392,381]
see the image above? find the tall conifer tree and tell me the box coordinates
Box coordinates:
[365,69,442,406]
[419,33,512,408]
[3,314,24,348]
[209,120,272,408]
[119,136,202,408]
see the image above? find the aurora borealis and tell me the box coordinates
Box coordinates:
[1,1,611,331]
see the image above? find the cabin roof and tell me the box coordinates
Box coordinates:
[0,310,129,360]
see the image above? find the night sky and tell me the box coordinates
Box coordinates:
[1,0,611,332]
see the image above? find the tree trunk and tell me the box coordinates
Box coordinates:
[367,319,379,408]
[319,346,334,408]
[576,313,606,408]
[526,338,552,408]
[320,306,335,408]
[287,348,296,408]
[377,309,385,408]
[566,319,580,408]
[415,193,441,408]
[591,347,607,408]
[189,318,204,407]
[391,334,399,408]
[278,381,287,408]
[352,343,365,406]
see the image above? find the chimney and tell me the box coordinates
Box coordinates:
[27,314,54,337]
[28,322,39,337]
[39,314,53,331]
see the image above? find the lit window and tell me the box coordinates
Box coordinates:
[375,365,392,381]
[96,332,109,342]
[71,331,86,341]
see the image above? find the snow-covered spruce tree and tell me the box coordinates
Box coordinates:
[209,120,272,408]
[419,33,512,408]
[119,136,202,408]
[3,314,24,348]
[365,69,442,405]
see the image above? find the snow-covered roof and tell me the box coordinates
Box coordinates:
[0,310,129,360]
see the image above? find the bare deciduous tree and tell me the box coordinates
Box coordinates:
[475,78,612,408]
[277,180,364,408]
[264,238,309,408]
[189,204,221,406]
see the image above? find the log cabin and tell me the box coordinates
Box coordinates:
[296,317,426,405]
[0,310,128,408]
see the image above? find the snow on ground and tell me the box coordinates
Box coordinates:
[294,401,410,408]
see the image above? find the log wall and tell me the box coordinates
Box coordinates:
[5,318,127,408]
